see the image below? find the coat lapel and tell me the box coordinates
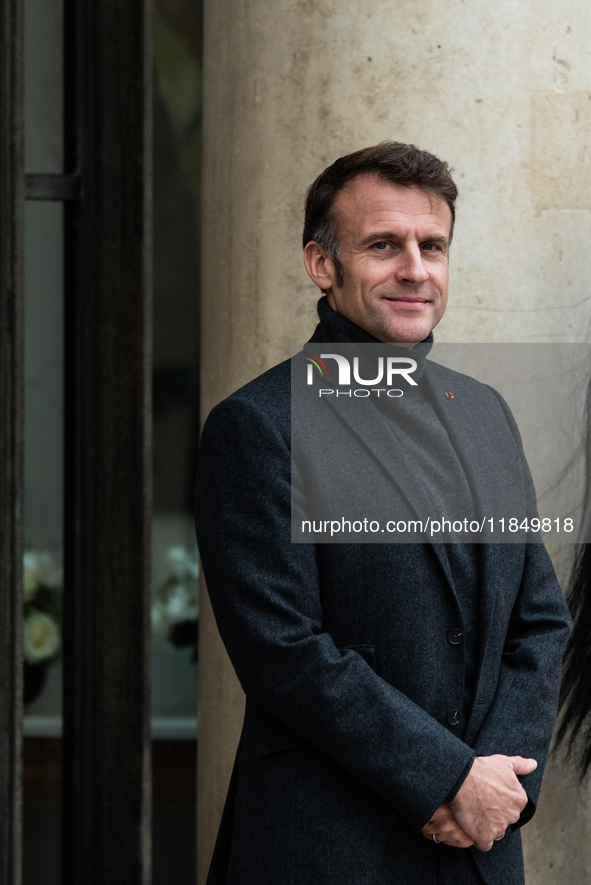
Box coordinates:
[320,390,457,597]
[421,360,524,525]
[422,361,527,738]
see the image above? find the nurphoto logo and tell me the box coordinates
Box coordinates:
[303,350,417,398]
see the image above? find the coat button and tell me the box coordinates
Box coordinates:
[447,628,463,646]
[447,709,460,727]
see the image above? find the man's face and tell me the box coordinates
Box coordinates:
[304,174,452,343]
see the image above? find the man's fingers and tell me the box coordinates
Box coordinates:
[508,756,538,776]
[445,832,475,849]
[423,830,475,849]
[475,838,494,852]
[421,802,475,848]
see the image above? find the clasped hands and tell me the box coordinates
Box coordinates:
[421,754,537,852]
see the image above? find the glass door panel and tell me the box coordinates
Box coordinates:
[22,201,64,884]
[23,0,64,876]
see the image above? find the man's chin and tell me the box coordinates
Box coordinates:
[374,317,437,345]
[368,301,440,344]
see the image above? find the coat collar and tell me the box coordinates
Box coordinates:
[308,296,434,379]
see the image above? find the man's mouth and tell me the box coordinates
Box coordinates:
[382,296,431,310]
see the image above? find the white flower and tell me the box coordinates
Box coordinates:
[166,546,199,582]
[23,612,61,664]
[164,582,198,623]
[152,547,199,641]
[23,551,62,602]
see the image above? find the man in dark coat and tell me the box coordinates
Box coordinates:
[195,143,572,885]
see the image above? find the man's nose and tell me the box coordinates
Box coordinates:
[396,245,429,284]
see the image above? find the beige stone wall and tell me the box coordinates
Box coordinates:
[199,1,591,881]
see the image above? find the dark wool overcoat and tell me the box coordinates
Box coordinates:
[195,307,571,885]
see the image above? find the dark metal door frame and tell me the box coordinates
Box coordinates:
[62,0,152,881]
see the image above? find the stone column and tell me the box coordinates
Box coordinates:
[199,1,591,881]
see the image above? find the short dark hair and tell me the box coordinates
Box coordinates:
[303,142,458,285]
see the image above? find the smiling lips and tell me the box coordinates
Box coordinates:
[382,296,431,310]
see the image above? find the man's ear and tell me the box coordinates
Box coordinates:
[304,241,337,293]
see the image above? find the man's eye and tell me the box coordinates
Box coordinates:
[421,243,439,252]
[373,242,389,250]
